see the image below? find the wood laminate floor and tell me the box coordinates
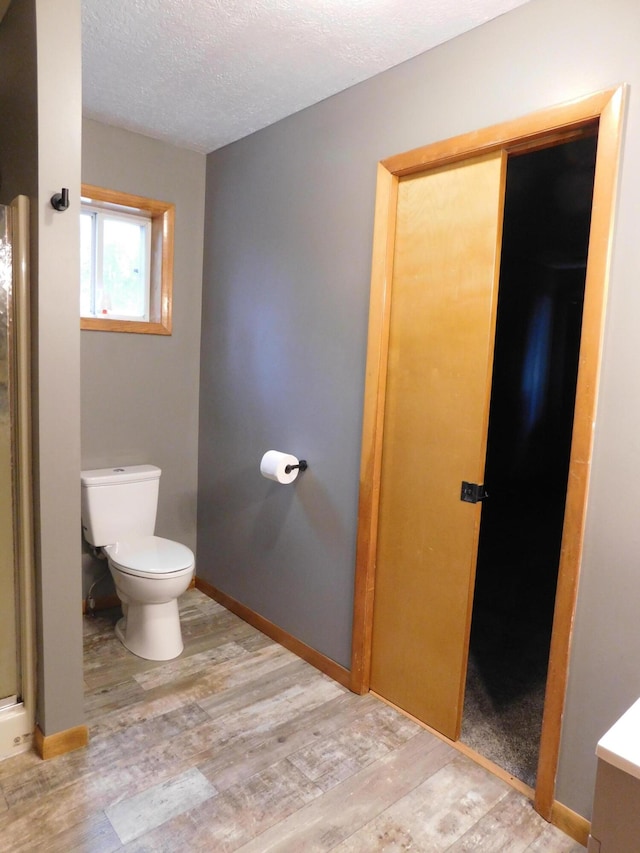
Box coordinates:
[0,589,584,852]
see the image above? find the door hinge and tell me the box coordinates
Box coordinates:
[460,481,489,504]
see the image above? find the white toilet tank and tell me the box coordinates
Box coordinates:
[81,464,161,547]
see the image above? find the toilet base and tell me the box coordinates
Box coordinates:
[114,598,184,661]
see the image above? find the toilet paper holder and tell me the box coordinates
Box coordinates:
[260,450,308,484]
[285,460,308,474]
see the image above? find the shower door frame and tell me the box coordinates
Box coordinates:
[0,195,36,760]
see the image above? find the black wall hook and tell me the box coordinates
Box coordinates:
[50,188,69,211]
[285,460,308,474]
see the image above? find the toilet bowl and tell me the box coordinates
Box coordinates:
[106,535,194,660]
[81,465,195,661]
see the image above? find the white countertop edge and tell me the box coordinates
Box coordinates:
[596,696,640,781]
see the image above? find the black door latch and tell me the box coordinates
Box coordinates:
[460,481,489,504]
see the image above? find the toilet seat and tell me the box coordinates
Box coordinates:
[105,535,194,579]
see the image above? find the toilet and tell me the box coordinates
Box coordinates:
[80,464,195,661]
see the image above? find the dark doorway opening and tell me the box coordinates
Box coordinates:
[462,134,598,786]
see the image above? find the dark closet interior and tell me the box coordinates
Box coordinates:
[461,133,598,787]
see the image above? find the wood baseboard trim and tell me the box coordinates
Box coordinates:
[34,723,89,760]
[195,576,351,689]
[551,800,591,847]
[370,690,590,846]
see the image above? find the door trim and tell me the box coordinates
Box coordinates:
[350,86,626,819]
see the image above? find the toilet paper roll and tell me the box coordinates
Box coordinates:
[260,450,300,485]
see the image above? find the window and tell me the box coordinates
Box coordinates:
[81,204,151,321]
[80,185,175,334]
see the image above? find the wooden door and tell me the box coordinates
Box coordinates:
[355,90,625,821]
[369,151,507,740]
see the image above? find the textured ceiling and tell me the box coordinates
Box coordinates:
[82,0,530,154]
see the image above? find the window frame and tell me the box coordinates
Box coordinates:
[80,184,175,335]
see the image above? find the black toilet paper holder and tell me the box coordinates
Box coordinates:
[285,460,308,474]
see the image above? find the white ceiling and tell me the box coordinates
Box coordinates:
[82,0,530,155]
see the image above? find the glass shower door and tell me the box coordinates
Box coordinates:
[0,203,19,710]
[0,196,35,761]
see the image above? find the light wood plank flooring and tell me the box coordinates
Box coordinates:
[0,589,584,851]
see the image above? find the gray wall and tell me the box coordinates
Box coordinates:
[0,0,37,204]
[81,120,206,597]
[199,0,640,818]
[0,0,84,735]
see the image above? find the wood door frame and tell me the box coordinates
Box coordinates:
[350,86,626,820]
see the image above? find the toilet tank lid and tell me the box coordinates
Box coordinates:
[81,464,161,487]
